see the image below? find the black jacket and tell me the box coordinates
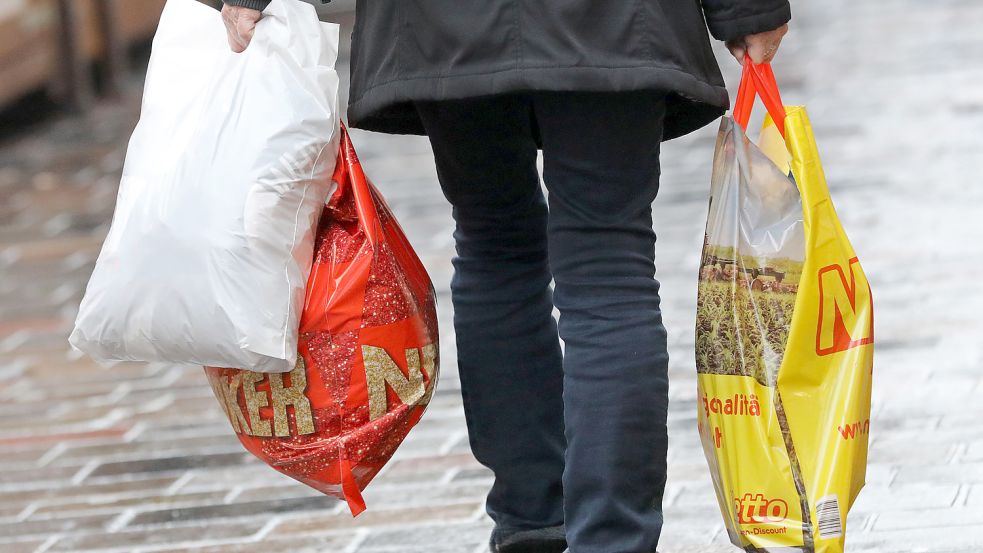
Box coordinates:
[224,0,791,141]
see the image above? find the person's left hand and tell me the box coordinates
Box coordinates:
[726,24,789,64]
[222,4,263,53]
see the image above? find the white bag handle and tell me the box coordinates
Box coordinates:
[255,0,339,71]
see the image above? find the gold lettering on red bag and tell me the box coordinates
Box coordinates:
[268,356,315,436]
[363,345,429,421]
[419,344,437,406]
[223,373,250,434]
[206,372,241,433]
[242,371,273,437]
[207,355,315,437]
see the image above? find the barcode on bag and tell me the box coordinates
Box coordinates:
[816,495,843,539]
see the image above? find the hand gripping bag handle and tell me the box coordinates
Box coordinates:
[732,59,787,138]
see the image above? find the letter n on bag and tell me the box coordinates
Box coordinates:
[816,257,873,356]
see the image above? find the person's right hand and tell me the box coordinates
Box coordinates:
[222,5,262,52]
[725,24,788,65]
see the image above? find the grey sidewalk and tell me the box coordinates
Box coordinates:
[1,1,982,552]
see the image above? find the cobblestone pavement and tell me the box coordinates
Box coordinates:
[2,1,983,552]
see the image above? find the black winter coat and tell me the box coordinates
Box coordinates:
[225,0,791,141]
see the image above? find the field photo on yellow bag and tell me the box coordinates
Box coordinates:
[695,61,874,553]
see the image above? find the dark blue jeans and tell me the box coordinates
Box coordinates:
[416,92,670,553]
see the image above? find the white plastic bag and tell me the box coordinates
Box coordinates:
[70,0,340,373]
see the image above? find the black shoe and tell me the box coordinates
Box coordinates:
[489,524,567,553]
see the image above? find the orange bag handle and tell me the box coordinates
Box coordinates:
[732,59,787,138]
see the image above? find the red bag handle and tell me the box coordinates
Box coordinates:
[732,59,787,138]
[334,125,382,246]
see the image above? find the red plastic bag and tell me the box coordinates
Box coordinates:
[204,127,440,515]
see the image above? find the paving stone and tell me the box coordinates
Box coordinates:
[659,547,738,553]
[28,489,231,518]
[46,520,262,552]
[227,484,330,504]
[356,520,491,550]
[0,444,51,466]
[964,484,983,507]
[0,539,51,553]
[847,525,983,553]
[962,440,983,462]
[0,476,179,506]
[875,506,983,531]
[145,534,358,553]
[87,452,256,478]
[0,424,132,447]
[360,546,474,553]
[356,481,490,510]
[48,435,245,467]
[132,421,233,442]
[166,465,298,493]
[893,462,983,485]
[272,500,481,535]
[0,464,83,486]
[0,513,114,539]
[852,483,961,513]
[380,452,482,480]
[127,496,339,527]
[449,467,494,483]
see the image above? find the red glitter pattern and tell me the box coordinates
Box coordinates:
[361,242,415,328]
[306,330,358,405]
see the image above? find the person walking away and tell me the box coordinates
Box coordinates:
[220,1,790,552]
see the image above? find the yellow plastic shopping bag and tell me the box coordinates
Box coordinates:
[696,61,874,553]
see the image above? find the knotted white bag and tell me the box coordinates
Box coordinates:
[70,0,340,373]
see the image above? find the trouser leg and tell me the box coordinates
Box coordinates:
[416,97,566,533]
[534,91,671,553]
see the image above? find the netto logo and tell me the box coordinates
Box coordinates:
[735,494,788,524]
[816,257,873,356]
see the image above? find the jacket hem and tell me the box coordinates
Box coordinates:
[347,64,729,141]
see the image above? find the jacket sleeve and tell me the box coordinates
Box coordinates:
[222,0,272,9]
[221,0,332,9]
[701,0,791,42]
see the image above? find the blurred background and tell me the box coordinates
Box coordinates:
[1,1,981,552]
